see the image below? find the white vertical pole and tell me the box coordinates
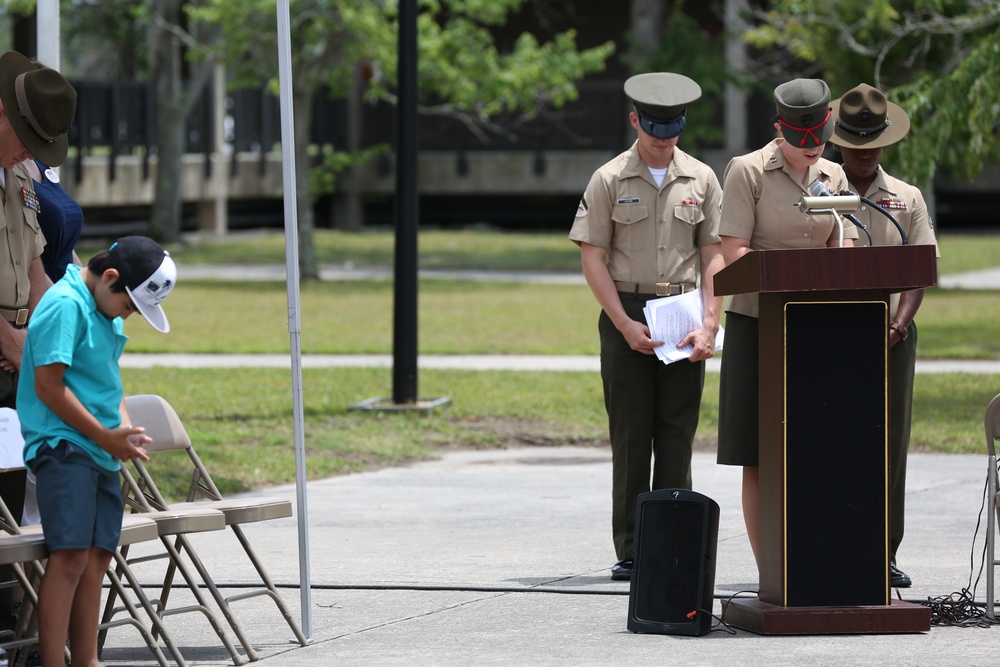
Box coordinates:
[275,0,312,639]
[724,0,748,154]
[36,0,61,69]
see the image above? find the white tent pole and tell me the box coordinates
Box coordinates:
[36,0,60,179]
[36,0,60,69]
[275,0,312,640]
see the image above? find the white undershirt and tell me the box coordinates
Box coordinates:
[647,166,667,188]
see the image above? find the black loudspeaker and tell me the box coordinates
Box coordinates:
[627,489,720,636]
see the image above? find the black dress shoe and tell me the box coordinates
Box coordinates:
[611,559,633,581]
[890,561,912,588]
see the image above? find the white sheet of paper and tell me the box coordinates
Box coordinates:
[643,289,725,365]
[0,407,25,471]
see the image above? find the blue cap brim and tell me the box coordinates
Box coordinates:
[638,114,686,139]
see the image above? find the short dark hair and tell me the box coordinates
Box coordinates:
[87,249,127,293]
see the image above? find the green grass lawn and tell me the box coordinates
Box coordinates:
[122,365,996,499]
[80,228,1000,497]
[77,227,1000,274]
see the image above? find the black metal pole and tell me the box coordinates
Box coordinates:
[392,0,419,404]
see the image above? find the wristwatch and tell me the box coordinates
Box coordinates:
[889,322,909,340]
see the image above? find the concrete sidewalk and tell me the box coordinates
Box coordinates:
[180,263,1000,290]
[99,447,999,666]
[118,353,1000,374]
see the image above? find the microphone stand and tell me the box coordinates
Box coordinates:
[844,213,873,246]
[831,210,845,248]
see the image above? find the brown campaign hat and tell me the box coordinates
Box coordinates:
[829,83,910,149]
[0,50,76,166]
[774,78,833,147]
[624,72,702,139]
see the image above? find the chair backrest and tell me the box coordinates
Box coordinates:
[987,393,1000,458]
[125,394,193,454]
[123,394,225,505]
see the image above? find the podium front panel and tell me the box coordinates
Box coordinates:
[782,301,889,606]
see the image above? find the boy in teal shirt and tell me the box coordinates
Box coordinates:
[18,236,176,666]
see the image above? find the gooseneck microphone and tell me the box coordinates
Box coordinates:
[798,181,850,247]
[798,181,861,213]
[806,182,872,245]
[802,181,908,246]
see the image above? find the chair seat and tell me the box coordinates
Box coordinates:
[21,514,183,546]
[0,532,48,563]
[118,515,160,546]
[170,497,292,525]
[142,508,226,536]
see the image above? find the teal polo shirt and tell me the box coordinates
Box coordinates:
[18,264,128,472]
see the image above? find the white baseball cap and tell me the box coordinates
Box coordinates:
[108,236,177,333]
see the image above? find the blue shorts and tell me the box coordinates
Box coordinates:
[32,440,123,554]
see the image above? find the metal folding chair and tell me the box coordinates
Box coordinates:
[0,496,48,665]
[123,394,309,653]
[985,393,1000,620]
[110,470,248,664]
[96,514,187,666]
[2,488,182,666]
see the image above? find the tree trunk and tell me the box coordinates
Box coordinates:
[293,83,319,279]
[150,0,184,242]
[629,0,665,65]
[332,64,365,231]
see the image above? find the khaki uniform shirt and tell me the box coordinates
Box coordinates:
[0,165,44,309]
[569,142,721,287]
[720,139,858,318]
[853,167,939,319]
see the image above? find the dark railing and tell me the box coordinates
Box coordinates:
[64,78,632,181]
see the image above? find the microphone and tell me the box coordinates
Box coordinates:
[797,181,861,213]
[809,181,833,197]
[798,181,851,247]
[812,184,873,245]
[811,182,908,245]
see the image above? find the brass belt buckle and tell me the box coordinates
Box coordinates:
[15,308,28,327]
[655,283,671,297]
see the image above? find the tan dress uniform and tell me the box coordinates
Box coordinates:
[570,141,721,561]
[716,139,857,465]
[852,167,939,561]
[0,164,45,406]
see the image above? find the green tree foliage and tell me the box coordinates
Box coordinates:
[188,0,615,135]
[1,1,148,78]
[742,0,1000,186]
[61,0,150,78]
[188,0,613,276]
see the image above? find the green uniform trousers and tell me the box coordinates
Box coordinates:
[599,293,705,561]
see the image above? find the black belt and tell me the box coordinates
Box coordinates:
[0,306,29,329]
[614,281,696,297]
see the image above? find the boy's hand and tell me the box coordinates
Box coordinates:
[106,426,151,462]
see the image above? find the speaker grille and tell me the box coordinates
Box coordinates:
[633,501,706,623]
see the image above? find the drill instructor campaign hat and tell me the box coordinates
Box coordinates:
[0,50,77,166]
[108,236,177,333]
[774,78,834,147]
[829,83,911,149]
[624,72,702,139]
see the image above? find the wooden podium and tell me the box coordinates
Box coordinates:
[715,245,937,634]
